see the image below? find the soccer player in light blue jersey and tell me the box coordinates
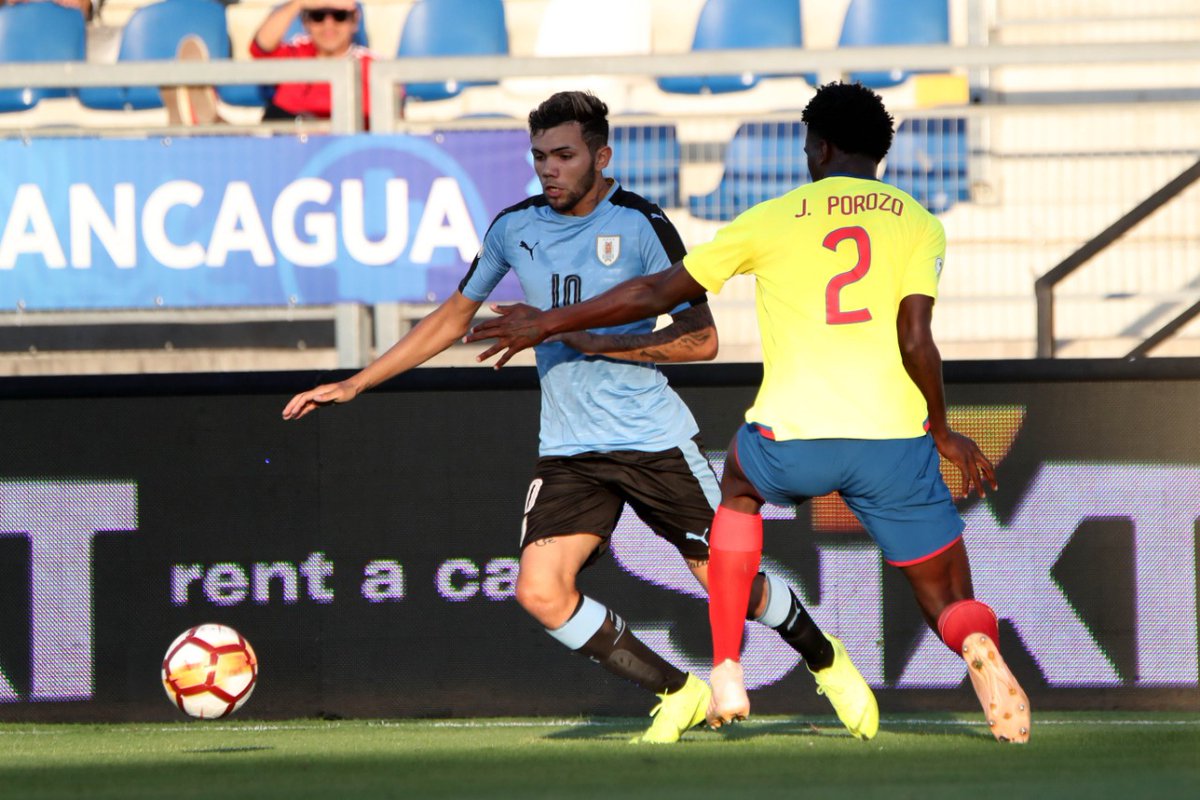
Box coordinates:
[283,91,876,742]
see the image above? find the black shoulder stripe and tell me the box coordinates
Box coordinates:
[609,187,687,264]
[457,259,480,294]
[458,194,549,293]
[610,187,705,309]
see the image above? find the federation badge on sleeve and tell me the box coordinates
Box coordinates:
[934,256,944,276]
[596,235,620,266]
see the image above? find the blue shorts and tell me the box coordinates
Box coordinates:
[734,423,964,566]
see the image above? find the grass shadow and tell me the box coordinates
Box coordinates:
[540,716,854,743]
[541,718,643,741]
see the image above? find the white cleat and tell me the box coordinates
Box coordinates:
[962,633,1031,743]
[706,659,750,729]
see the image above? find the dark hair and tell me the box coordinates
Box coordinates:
[527,91,609,153]
[801,82,894,162]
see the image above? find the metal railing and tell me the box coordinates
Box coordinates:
[1035,157,1200,358]
[369,40,1200,132]
[0,59,363,134]
[2,39,1198,135]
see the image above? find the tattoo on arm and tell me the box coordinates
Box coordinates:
[583,304,716,363]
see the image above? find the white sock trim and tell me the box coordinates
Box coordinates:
[755,572,793,629]
[546,595,607,650]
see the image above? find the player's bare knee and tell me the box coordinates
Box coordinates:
[512,573,544,612]
[514,574,574,626]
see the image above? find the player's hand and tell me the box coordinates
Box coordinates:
[281,380,360,420]
[465,303,549,368]
[932,429,998,499]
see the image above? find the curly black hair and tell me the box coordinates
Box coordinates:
[527,91,609,154]
[801,82,894,162]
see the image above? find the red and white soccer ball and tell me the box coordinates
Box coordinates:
[162,623,258,719]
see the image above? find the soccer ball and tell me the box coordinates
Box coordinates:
[162,623,258,719]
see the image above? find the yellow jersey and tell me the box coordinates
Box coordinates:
[684,176,944,440]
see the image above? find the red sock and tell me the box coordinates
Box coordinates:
[937,599,1000,654]
[709,505,763,666]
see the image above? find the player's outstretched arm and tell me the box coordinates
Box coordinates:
[897,294,997,499]
[282,292,483,420]
[467,262,707,367]
[551,302,717,363]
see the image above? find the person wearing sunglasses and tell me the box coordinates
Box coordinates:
[251,0,388,127]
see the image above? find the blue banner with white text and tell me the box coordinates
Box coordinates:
[0,132,536,310]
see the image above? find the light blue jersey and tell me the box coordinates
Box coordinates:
[460,182,704,456]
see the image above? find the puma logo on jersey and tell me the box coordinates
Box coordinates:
[685,530,710,546]
[519,240,538,259]
[649,212,666,221]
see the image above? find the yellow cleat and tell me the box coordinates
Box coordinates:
[962,633,1030,743]
[706,659,750,729]
[634,673,711,743]
[809,634,879,740]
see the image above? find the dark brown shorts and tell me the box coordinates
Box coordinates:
[519,441,719,568]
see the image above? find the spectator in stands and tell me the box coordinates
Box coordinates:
[250,0,383,126]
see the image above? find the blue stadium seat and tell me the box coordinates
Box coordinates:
[839,0,949,88]
[398,0,508,102]
[688,121,809,221]
[883,117,969,213]
[281,2,368,48]
[78,0,265,111]
[607,125,680,209]
[657,0,813,95]
[0,4,85,113]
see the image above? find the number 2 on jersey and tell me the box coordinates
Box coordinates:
[823,226,872,325]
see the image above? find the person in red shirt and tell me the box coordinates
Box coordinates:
[250,0,381,125]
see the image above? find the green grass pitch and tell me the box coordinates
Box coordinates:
[2,712,1197,799]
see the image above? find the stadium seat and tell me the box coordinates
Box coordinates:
[839,0,950,88]
[688,121,809,221]
[499,0,651,114]
[0,4,85,113]
[882,117,970,213]
[607,125,681,209]
[397,0,508,103]
[657,0,814,95]
[78,0,265,111]
[281,2,368,48]
[530,0,650,59]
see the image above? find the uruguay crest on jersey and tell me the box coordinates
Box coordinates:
[596,235,620,265]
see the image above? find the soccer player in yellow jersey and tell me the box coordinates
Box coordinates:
[469,82,1030,743]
